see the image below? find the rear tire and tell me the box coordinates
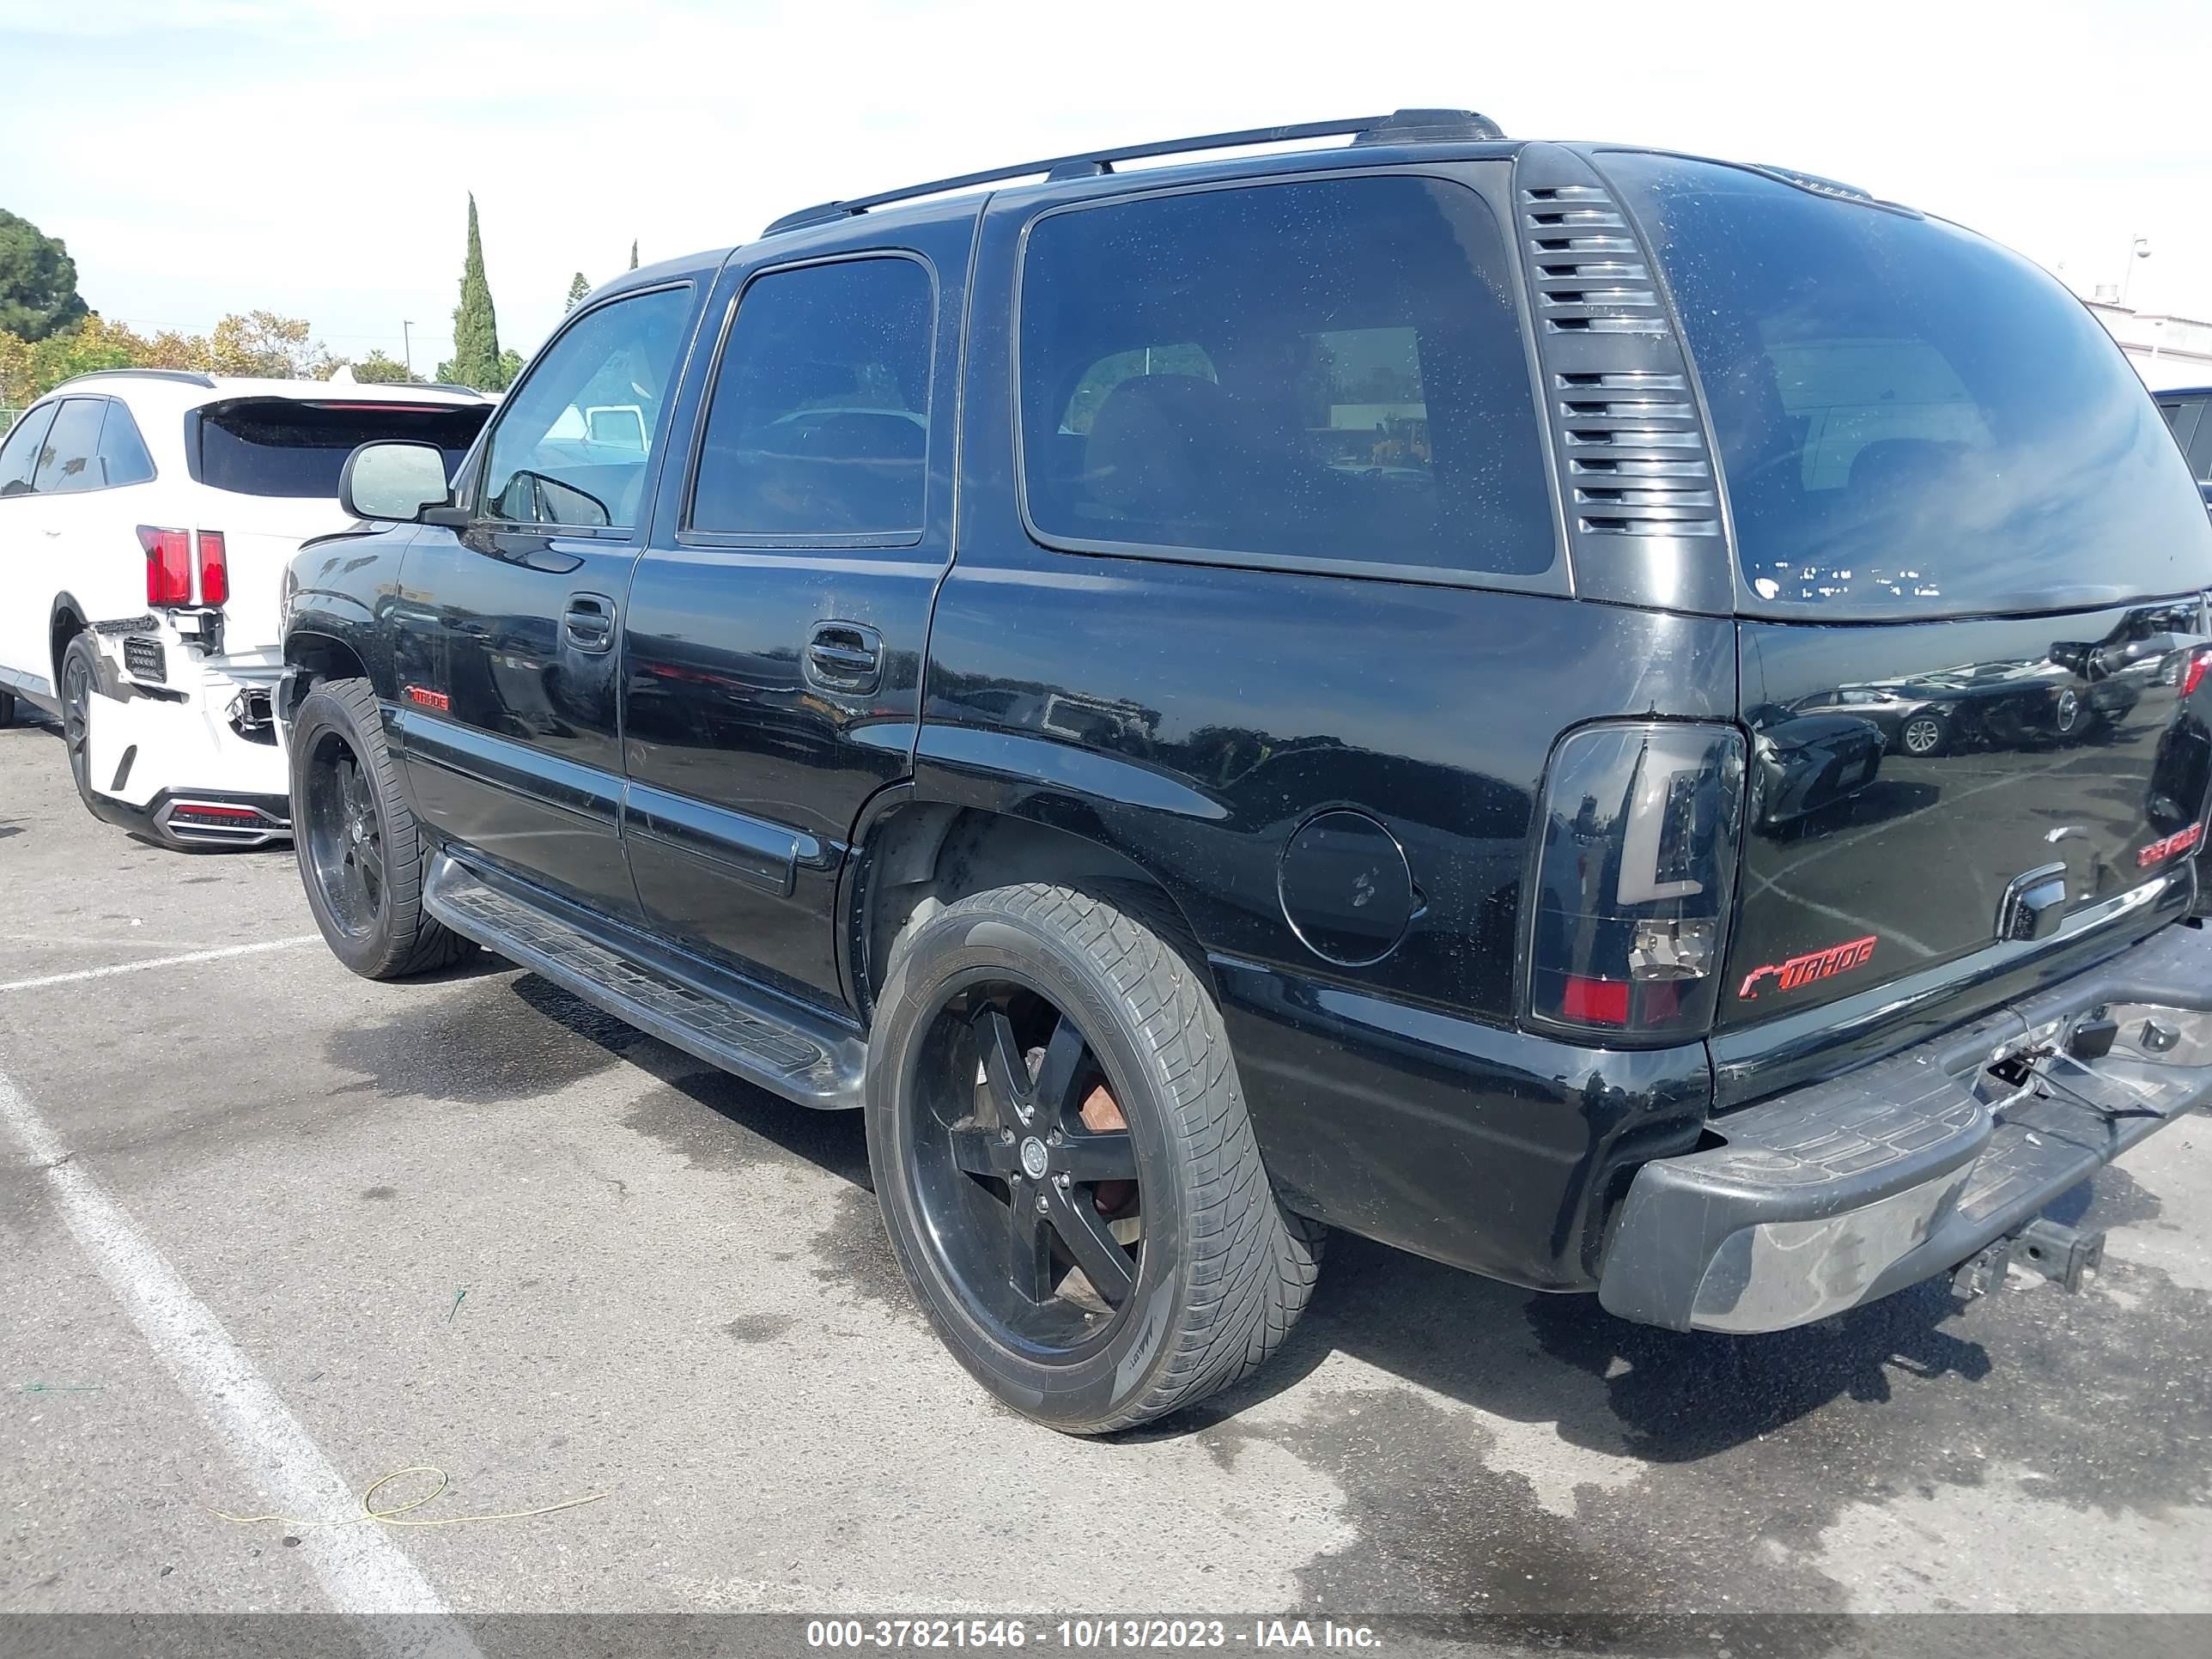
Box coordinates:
[291,676,474,980]
[59,633,104,817]
[866,882,1322,1433]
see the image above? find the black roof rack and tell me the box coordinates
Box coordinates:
[54,368,218,391]
[763,108,1505,235]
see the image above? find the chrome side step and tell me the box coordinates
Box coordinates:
[422,852,864,1109]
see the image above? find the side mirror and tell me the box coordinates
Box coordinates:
[340,441,458,525]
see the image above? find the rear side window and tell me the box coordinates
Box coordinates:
[689,256,933,539]
[200,400,490,499]
[96,401,156,487]
[0,404,57,497]
[1607,155,2212,614]
[1018,174,1554,580]
[33,398,106,494]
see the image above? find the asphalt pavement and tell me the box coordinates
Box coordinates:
[2,708,2208,1656]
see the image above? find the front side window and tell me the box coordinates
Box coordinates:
[479,285,693,531]
[689,257,933,538]
[1018,174,1553,577]
[95,401,156,488]
[0,404,58,497]
[1608,154,2212,613]
[32,398,106,495]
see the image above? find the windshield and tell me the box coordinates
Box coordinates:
[1606,154,2212,617]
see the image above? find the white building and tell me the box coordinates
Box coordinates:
[2083,295,2212,391]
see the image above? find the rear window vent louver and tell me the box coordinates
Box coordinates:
[1516,150,1729,609]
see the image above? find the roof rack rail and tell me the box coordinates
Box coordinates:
[763,107,1505,235]
[54,368,218,391]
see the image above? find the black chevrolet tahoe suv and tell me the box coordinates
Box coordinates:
[278,111,2212,1433]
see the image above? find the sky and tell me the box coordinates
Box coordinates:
[3,0,2209,376]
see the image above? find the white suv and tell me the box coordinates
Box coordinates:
[0,372,489,847]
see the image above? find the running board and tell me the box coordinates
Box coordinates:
[422,852,864,1109]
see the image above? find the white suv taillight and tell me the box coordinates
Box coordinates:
[139,526,191,606]
[1524,721,1747,1041]
[197,530,228,605]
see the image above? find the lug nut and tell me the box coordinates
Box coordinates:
[1036,1194,1049,1213]
[1054,1172,1071,1189]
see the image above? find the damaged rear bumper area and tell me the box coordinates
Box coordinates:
[1599,919,2212,1333]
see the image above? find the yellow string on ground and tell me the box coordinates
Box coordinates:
[210,1466,606,1530]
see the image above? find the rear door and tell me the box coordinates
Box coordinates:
[0,401,63,695]
[13,398,113,688]
[395,280,701,919]
[1607,154,2212,1042]
[621,204,975,1012]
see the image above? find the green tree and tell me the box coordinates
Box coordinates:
[0,210,90,341]
[439,192,505,390]
[628,240,639,271]
[207,310,337,379]
[564,271,591,313]
[495,347,523,386]
[347,349,416,384]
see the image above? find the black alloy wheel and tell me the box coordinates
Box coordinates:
[906,980,1143,1355]
[301,728,386,939]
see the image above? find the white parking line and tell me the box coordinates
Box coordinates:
[0,936,320,994]
[0,1060,483,1656]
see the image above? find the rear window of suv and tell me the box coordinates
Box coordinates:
[1606,154,2212,616]
[198,399,490,498]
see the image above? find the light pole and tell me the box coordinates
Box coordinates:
[2121,236,2151,307]
[402,320,416,375]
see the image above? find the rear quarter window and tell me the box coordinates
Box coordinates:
[1017,173,1556,582]
[1607,154,2212,616]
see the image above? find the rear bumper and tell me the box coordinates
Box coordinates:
[86,787,292,849]
[82,641,289,847]
[1598,919,2212,1333]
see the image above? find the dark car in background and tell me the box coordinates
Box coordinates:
[2156,386,2212,511]
[277,112,2212,1433]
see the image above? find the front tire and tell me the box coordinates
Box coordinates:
[866,883,1322,1433]
[291,677,473,979]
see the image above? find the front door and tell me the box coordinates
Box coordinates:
[623,209,977,1011]
[398,281,702,917]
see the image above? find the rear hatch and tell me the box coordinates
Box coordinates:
[190,397,490,651]
[1607,154,2212,1036]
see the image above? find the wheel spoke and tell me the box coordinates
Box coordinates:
[1057,1129,1137,1182]
[974,1006,1033,1128]
[1031,1013,1090,1124]
[948,1124,1017,1177]
[356,834,385,896]
[1044,1184,1135,1307]
[1006,1182,1058,1302]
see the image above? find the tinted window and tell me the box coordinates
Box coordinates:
[480,286,692,530]
[1018,175,1553,577]
[690,258,933,538]
[95,401,156,487]
[33,398,106,495]
[200,400,489,499]
[0,403,57,497]
[1609,155,2212,613]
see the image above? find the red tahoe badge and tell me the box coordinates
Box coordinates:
[1737,934,1878,1001]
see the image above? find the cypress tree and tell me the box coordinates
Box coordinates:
[443,194,504,390]
[564,271,591,313]
[629,240,639,270]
